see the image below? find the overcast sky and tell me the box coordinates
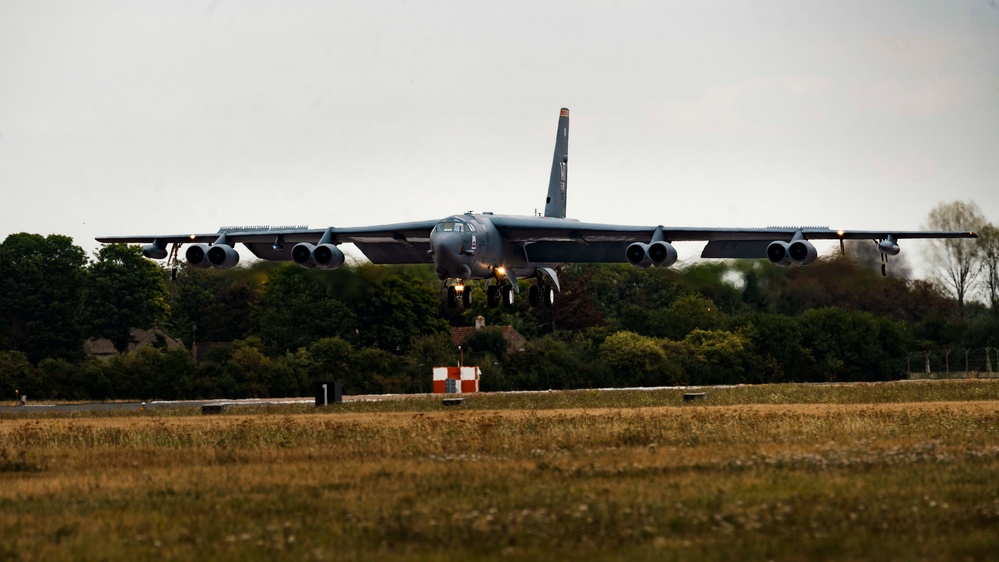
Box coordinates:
[2,1,997,278]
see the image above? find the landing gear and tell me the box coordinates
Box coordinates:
[500,285,515,308]
[485,283,516,308]
[445,281,475,308]
[528,283,555,308]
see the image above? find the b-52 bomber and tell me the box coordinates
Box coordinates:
[98,108,977,309]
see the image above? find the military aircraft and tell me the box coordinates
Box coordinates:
[98,108,977,309]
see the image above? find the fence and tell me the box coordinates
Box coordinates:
[905,347,999,380]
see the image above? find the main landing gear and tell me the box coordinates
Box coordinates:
[445,281,552,309]
[486,284,516,308]
[445,270,558,310]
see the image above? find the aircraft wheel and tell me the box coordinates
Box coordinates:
[543,285,555,307]
[501,285,515,308]
[487,285,500,308]
[447,286,458,308]
[529,285,540,308]
[462,285,473,308]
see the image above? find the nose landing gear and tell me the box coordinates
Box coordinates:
[446,282,474,308]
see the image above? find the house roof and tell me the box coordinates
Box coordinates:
[450,325,526,354]
[84,327,184,357]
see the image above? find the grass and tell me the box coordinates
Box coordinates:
[1,380,998,561]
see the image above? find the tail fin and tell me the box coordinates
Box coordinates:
[544,108,569,218]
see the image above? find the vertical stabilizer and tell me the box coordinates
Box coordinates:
[544,108,569,218]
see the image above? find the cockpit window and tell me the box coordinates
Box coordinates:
[434,219,470,233]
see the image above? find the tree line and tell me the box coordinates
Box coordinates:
[1,201,996,401]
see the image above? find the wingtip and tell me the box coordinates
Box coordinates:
[560,108,569,117]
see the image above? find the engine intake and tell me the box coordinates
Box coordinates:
[768,239,817,266]
[292,242,346,270]
[647,241,678,267]
[787,240,817,265]
[627,241,678,268]
[292,243,317,268]
[206,244,240,269]
[766,241,791,267]
[185,244,212,269]
[626,243,652,268]
[312,244,346,270]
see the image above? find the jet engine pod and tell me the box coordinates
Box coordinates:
[766,241,792,267]
[207,244,240,269]
[626,242,652,268]
[878,239,900,256]
[142,244,167,260]
[647,241,678,267]
[185,243,212,269]
[787,239,817,265]
[291,243,317,268]
[313,244,345,270]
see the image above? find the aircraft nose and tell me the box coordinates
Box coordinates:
[432,232,462,256]
[431,232,466,277]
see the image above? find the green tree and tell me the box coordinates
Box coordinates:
[409,332,459,369]
[270,348,314,397]
[657,293,726,340]
[682,329,751,385]
[0,233,88,362]
[354,268,449,353]
[224,340,273,398]
[798,308,906,381]
[730,313,808,383]
[0,350,41,400]
[253,266,357,355]
[103,347,195,400]
[169,265,258,344]
[79,244,169,352]
[599,331,680,387]
[463,329,508,363]
[505,335,603,390]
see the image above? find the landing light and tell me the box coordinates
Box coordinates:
[495,267,506,278]
[189,234,197,240]
[837,230,845,237]
[455,284,465,293]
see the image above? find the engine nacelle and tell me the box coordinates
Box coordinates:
[185,243,212,269]
[292,243,318,268]
[626,241,679,269]
[206,244,240,269]
[626,243,652,268]
[647,241,678,267]
[766,241,792,267]
[312,244,346,270]
[878,239,900,256]
[787,240,817,265]
[142,244,167,260]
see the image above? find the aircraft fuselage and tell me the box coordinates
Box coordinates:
[429,213,545,283]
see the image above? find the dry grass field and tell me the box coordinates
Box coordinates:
[2,381,998,561]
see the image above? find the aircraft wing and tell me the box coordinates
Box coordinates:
[488,217,977,261]
[96,220,439,264]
